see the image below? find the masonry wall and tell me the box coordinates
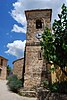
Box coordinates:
[24,9,52,89]
[0,56,8,80]
[26,10,51,45]
[37,88,67,100]
[13,58,24,79]
[24,46,43,89]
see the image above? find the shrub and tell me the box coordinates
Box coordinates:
[49,82,59,92]
[7,75,22,93]
[42,79,67,94]
[49,81,67,94]
[42,80,49,88]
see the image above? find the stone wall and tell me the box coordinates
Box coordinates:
[13,58,24,79]
[24,46,43,89]
[36,88,67,100]
[0,56,8,80]
[26,9,52,44]
[24,46,50,89]
[24,9,52,90]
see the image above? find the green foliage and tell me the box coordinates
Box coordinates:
[49,82,59,92]
[7,75,17,84]
[52,4,67,68]
[41,4,67,76]
[42,80,67,94]
[49,81,67,94]
[7,75,22,93]
[49,67,56,73]
[7,65,12,76]
[42,80,49,88]
[41,27,55,61]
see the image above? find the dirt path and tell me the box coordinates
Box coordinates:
[0,80,36,100]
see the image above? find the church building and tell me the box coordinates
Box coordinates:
[24,9,52,89]
[13,9,52,90]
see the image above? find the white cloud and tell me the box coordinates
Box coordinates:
[10,0,27,33]
[5,40,26,58]
[11,1,26,26]
[11,24,26,33]
[11,11,26,26]
[11,0,67,25]
[9,0,67,58]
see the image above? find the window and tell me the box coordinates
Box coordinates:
[1,59,3,66]
[36,20,42,29]
[38,51,42,60]
[0,69,1,76]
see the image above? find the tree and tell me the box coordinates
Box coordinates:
[7,65,12,76]
[41,4,67,76]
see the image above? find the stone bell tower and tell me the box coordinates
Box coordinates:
[24,9,52,89]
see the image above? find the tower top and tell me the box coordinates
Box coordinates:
[25,9,52,21]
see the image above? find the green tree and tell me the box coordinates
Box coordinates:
[41,4,67,76]
[7,65,12,76]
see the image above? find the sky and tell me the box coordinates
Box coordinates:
[0,0,67,68]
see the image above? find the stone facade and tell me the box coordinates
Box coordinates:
[24,9,52,89]
[37,88,67,100]
[13,58,24,79]
[25,9,52,45]
[0,56,8,80]
[24,46,43,89]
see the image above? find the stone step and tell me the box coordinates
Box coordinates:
[19,90,36,97]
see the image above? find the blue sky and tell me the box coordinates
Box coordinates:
[0,0,67,68]
[0,0,26,68]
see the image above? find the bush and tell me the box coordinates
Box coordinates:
[42,79,67,94]
[7,75,22,93]
[49,81,67,94]
[49,82,59,92]
[42,80,49,88]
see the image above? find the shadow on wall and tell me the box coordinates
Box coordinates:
[41,61,67,84]
[51,64,67,83]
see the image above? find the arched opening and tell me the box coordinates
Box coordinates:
[36,20,42,29]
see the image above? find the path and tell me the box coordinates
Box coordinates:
[0,80,36,100]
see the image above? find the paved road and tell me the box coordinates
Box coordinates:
[0,80,36,100]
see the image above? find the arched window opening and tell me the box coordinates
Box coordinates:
[36,20,42,29]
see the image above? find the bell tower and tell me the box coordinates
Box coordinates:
[24,9,52,89]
